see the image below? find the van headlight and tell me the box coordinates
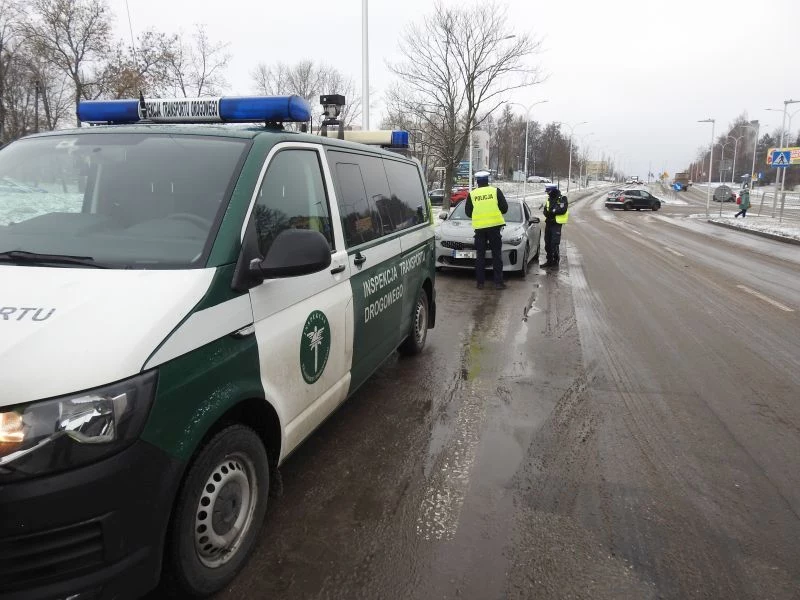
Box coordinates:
[0,371,157,482]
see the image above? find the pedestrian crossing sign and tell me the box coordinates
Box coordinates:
[771,150,790,168]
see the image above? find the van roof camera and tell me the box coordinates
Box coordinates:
[320,94,346,140]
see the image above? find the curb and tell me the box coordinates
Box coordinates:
[706,219,800,246]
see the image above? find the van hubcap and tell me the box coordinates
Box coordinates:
[194,454,258,568]
[414,297,428,345]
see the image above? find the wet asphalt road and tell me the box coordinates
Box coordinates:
[162,188,799,599]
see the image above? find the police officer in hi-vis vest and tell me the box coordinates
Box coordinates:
[465,171,508,289]
[541,185,569,269]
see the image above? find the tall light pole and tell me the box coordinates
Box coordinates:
[715,140,733,217]
[742,120,760,189]
[562,121,587,193]
[766,100,799,216]
[362,0,369,130]
[507,99,548,201]
[726,135,744,185]
[698,118,715,218]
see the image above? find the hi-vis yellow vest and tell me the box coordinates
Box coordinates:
[545,198,569,224]
[469,186,505,229]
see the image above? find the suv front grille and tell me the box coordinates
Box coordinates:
[441,240,475,250]
[0,520,104,589]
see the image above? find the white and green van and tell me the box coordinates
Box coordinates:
[0,95,436,599]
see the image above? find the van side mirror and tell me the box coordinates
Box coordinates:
[530,216,540,224]
[250,229,331,279]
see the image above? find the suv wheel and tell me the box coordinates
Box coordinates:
[168,425,269,597]
[624,202,632,211]
[399,288,429,356]
[652,202,660,211]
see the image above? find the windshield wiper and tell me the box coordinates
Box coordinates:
[0,250,111,268]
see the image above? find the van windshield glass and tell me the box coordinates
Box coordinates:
[0,133,248,269]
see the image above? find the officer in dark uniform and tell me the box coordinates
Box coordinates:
[465,171,508,289]
[541,185,569,268]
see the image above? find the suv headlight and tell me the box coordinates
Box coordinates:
[506,234,524,246]
[0,371,157,482]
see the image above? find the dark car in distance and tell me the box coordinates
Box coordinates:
[606,188,661,211]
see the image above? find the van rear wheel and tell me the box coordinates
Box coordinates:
[168,425,269,597]
[399,288,429,356]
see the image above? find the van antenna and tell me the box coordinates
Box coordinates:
[125,0,137,64]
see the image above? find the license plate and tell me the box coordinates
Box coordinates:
[454,250,476,259]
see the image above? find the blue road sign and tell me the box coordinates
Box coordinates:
[758,171,763,179]
[771,150,790,168]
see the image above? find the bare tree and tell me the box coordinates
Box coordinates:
[251,59,361,127]
[25,0,112,126]
[388,1,541,207]
[165,25,230,97]
[98,29,178,98]
[0,0,23,140]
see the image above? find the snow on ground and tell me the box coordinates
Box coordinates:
[706,216,800,242]
[0,191,83,226]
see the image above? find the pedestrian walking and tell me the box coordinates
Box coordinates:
[734,188,750,218]
[466,170,508,289]
[541,186,569,268]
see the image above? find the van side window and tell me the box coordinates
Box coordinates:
[254,149,333,257]
[382,159,428,231]
[334,161,381,247]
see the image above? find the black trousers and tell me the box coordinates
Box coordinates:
[544,222,563,263]
[474,225,504,284]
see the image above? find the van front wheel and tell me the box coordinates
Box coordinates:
[168,425,269,597]
[399,288,429,356]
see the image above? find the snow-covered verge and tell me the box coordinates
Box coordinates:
[707,216,800,244]
[0,191,83,226]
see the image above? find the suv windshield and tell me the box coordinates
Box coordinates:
[449,199,523,223]
[0,133,249,268]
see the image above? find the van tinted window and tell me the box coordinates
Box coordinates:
[254,149,334,257]
[333,160,381,247]
[382,159,428,232]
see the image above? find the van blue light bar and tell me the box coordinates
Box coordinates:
[77,95,312,125]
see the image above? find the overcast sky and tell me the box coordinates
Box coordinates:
[113,0,798,178]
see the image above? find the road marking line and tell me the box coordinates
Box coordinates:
[630,228,642,236]
[736,285,794,312]
[663,246,684,257]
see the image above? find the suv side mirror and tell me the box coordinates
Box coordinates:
[439,212,448,220]
[250,229,331,279]
[530,216,540,224]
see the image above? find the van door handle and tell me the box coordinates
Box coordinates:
[330,264,346,274]
[354,253,367,267]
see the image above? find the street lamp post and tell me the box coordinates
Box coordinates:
[727,135,745,185]
[563,121,587,193]
[507,99,548,202]
[715,140,733,217]
[766,100,800,217]
[362,0,369,130]
[742,120,760,190]
[698,118,715,218]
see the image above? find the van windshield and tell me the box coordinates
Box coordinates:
[0,133,249,269]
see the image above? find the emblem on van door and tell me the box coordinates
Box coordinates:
[301,310,330,384]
